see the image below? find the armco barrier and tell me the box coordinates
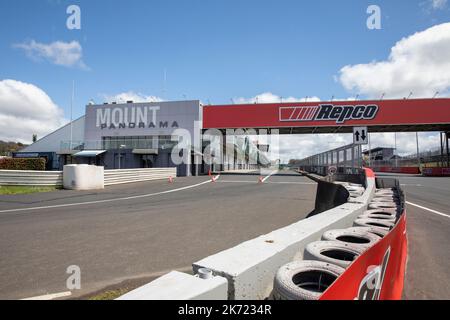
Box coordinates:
[118,169,376,300]
[0,167,177,188]
[0,170,63,186]
[103,168,177,186]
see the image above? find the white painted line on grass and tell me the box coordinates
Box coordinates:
[261,170,278,183]
[406,201,450,219]
[22,291,72,300]
[0,177,220,215]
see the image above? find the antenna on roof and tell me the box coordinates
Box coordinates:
[432,91,439,99]
[406,92,413,100]
[280,96,283,103]
[355,94,359,101]
[380,93,385,101]
[330,95,334,101]
[230,98,235,104]
[305,96,309,102]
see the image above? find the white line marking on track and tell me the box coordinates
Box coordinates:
[22,291,72,300]
[406,201,450,219]
[217,180,315,185]
[261,170,278,183]
[0,176,220,215]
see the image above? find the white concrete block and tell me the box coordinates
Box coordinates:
[63,165,104,190]
[117,271,228,300]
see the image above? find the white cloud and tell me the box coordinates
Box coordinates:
[277,132,441,163]
[103,91,164,104]
[234,92,320,104]
[0,79,67,143]
[13,40,88,69]
[339,23,450,99]
[430,0,448,10]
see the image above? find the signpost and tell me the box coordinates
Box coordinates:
[353,127,369,145]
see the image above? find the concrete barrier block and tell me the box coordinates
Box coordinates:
[193,201,368,300]
[116,271,228,300]
[348,178,376,204]
[192,177,375,300]
[63,164,104,190]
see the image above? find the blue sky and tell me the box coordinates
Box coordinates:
[0,0,449,159]
[1,0,449,118]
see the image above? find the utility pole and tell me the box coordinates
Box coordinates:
[394,132,398,168]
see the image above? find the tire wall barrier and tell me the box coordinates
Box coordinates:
[104,168,177,186]
[319,175,407,300]
[0,169,63,186]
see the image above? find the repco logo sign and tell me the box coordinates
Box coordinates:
[279,104,379,124]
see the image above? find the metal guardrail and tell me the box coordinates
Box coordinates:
[0,168,177,187]
[104,168,177,186]
[0,170,63,186]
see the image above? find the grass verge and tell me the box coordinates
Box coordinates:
[0,185,60,195]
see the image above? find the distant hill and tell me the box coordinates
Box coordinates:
[0,140,27,155]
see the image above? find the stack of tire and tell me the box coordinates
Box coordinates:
[334,181,365,199]
[354,187,401,231]
[272,187,401,300]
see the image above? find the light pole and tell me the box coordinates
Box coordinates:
[416,132,421,169]
[394,132,398,168]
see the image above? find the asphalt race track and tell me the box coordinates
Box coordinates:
[0,172,316,299]
[1,171,448,300]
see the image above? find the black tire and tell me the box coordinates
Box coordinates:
[372,196,400,203]
[368,202,398,210]
[364,208,397,215]
[346,186,365,193]
[304,240,365,268]
[321,228,381,248]
[273,260,345,300]
[344,226,390,238]
[357,213,396,221]
[354,218,395,230]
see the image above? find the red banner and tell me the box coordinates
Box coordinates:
[320,213,407,300]
[203,98,450,129]
[371,167,420,174]
[422,167,450,176]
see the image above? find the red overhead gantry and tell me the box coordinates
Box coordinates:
[203,98,450,134]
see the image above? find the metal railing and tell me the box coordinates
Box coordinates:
[291,144,363,175]
[0,170,63,186]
